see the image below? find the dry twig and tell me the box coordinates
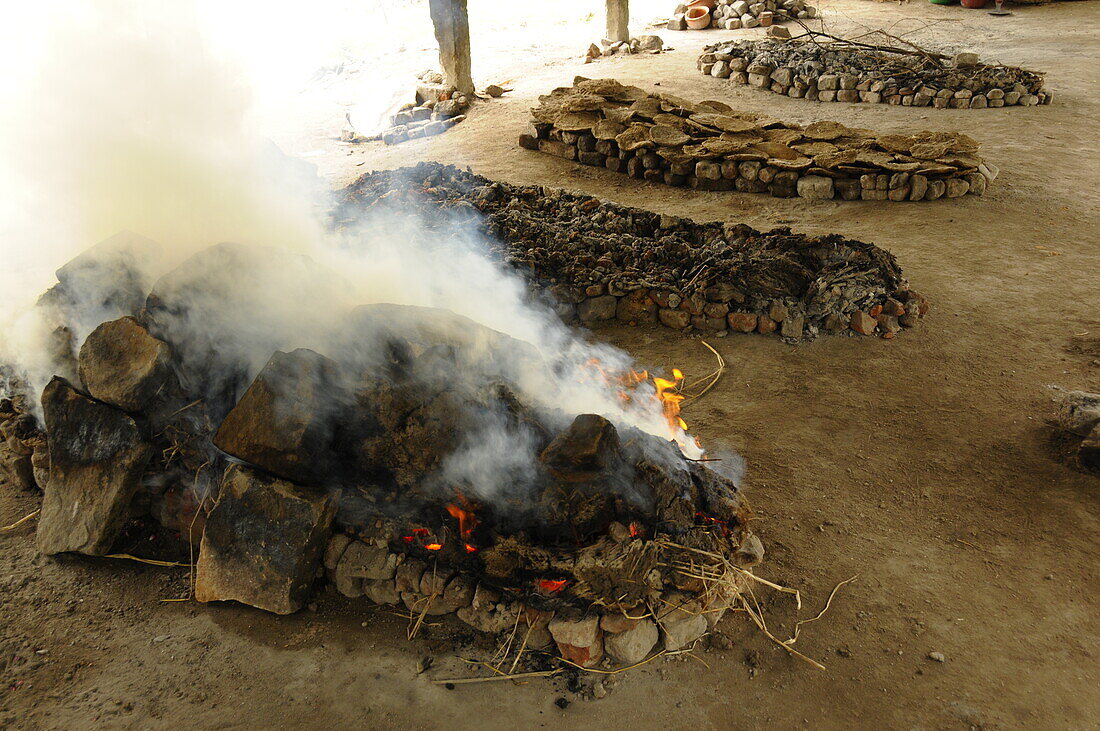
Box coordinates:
[1,509,39,532]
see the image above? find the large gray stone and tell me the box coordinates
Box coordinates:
[660,613,708,651]
[605,618,659,664]
[195,464,335,614]
[1056,391,1100,437]
[796,175,835,200]
[78,316,174,413]
[214,349,348,484]
[36,378,154,555]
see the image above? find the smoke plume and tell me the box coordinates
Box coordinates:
[0,1,733,507]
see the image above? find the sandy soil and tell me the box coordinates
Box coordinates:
[2,0,1098,728]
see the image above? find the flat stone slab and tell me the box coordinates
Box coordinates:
[195,464,335,614]
[37,377,153,555]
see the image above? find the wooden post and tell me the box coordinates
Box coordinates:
[605,0,629,43]
[428,0,475,96]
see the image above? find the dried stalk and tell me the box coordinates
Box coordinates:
[104,553,193,568]
[1,509,39,532]
[682,341,726,404]
[431,669,560,685]
[786,574,859,646]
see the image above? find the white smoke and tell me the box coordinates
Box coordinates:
[0,0,709,498]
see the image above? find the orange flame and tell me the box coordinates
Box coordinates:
[446,496,478,554]
[629,522,641,538]
[536,579,568,593]
[424,543,443,551]
[582,359,702,458]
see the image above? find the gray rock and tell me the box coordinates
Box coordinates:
[214,349,348,485]
[925,179,946,200]
[605,619,659,664]
[78,316,174,413]
[953,52,979,68]
[323,533,352,572]
[195,464,335,614]
[945,178,970,198]
[781,313,804,338]
[661,614,708,651]
[771,67,794,86]
[338,541,399,581]
[637,35,663,52]
[578,295,618,323]
[667,13,687,30]
[966,173,987,196]
[36,378,154,556]
[1055,391,1100,437]
[796,175,834,199]
[909,174,928,201]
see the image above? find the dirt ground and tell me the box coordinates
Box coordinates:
[2,0,1099,728]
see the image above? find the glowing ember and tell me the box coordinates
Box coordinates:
[695,511,729,536]
[424,543,443,551]
[629,521,642,538]
[536,579,568,593]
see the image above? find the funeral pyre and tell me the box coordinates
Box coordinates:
[1,234,766,668]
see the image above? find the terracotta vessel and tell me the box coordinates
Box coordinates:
[685,5,712,29]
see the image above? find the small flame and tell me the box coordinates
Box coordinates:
[695,511,729,536]
[582,359,701,458]
[629,522,641,538]
[424,543,443,551]
[536,579,568,593]
[447,494,478,554]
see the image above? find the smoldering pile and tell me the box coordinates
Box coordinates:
[336,162,926,339]
[1,234,761,668]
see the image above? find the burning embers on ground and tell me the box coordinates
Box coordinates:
[0,231,771,670]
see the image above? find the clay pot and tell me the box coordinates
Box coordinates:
[686,0,717,9]
[960,0,987,6]
[685,5,712,29]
